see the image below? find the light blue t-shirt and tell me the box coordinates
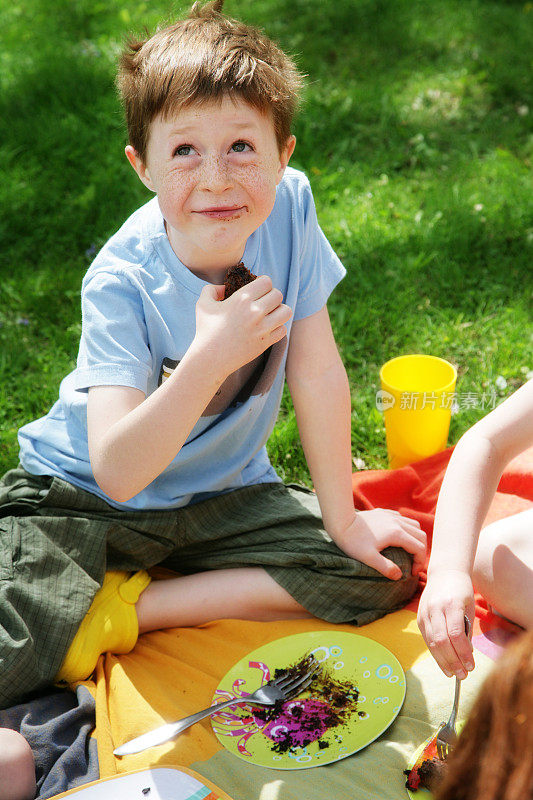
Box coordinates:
[18,167,346,510]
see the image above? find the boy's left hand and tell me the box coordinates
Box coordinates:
[332,509,426,580]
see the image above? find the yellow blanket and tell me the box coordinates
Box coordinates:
[73,446,532,799]
[74,609,510,800]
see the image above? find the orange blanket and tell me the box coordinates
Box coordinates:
[352,445,533,619]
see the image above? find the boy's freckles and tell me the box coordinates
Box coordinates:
[137,96,294,277]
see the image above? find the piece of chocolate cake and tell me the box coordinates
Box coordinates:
[223,262,257,299]
[405,755,448,792]
[418,758,447,792]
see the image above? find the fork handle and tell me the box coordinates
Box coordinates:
[166,696,247,735]
[448,614,470,726]
[448,675,461,729]
[114,696,249,755]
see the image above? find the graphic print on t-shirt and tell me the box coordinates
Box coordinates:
[158,338,287,416]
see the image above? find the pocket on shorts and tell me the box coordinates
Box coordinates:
[36,476,68,508]
[37,475,108,513]
[2,469,53,508]
[0,518,19,580]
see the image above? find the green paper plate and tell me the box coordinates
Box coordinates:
[211,631,405,770]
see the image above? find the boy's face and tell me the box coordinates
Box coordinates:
[126,95,295,282]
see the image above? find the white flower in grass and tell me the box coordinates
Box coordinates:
[495,375,507,391]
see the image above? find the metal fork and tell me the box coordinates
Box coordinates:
[114,657,321,756]
[436,616,471,760]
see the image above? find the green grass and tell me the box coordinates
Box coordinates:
[1,0,532,483]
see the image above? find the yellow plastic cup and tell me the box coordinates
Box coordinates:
[379,354,457,469]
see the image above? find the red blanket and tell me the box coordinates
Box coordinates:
[352,444,533,629]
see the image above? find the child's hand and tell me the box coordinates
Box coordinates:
[417,571,476,679]
[334,509,427,579]
[193,276,292,377]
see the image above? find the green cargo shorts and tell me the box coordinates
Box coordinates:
[0,466,417,708]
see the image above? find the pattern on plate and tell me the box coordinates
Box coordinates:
[211,632,405,770]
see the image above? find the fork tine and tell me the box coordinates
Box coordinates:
[280,665,320,696]
[288,672,315,696]
[436,739,448,761]
[278,660,318,687]
[268,656,320,699]
[270,670,290,687]
[272,657,315,688]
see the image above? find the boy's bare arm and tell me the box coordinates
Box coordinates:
[88,349,224,503]
[285,306,426,578]
[88,276,291,503]
[285,306,356,538]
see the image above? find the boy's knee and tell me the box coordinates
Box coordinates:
[357,546,418,621]
[383,547,418,598]
[383,545,414,580]
[0,729,36,800]
[314,548,418,626]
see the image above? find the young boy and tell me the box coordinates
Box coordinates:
[0,0,426,709]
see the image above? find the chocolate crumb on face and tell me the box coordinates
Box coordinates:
[223,262,257,299]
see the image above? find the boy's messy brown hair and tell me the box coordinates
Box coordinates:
[117,0,304,162]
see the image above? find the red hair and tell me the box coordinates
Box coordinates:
[436,630,533,800]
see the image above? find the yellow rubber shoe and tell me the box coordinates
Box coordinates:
[55,570,151,684]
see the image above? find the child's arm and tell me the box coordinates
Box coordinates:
[285,305,426,579]
[88,276,291,503]
[418,379,533,677]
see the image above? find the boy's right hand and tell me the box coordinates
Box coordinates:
[417,570,476,679]
[193,275,292,377]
